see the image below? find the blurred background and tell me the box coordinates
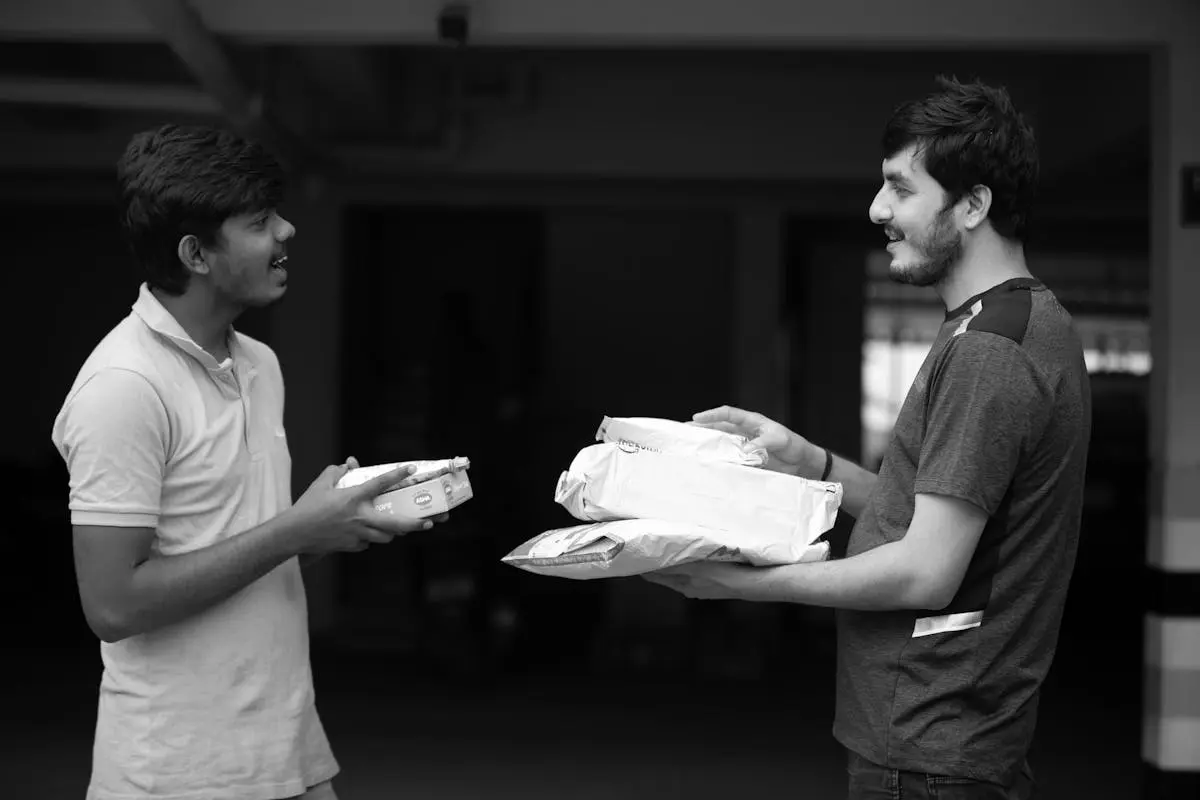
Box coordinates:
[3,1,1198,798]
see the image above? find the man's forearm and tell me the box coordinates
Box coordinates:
[729,539,937,611]
[112,510,309,641]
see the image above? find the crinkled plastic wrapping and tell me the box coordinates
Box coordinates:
[595,415,768,467]
[555,443,841,561]
[502,519,831,579]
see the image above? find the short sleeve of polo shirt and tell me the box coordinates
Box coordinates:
[913,331,1049,515]
[56,368,169,527]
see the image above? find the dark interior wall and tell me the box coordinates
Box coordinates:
[333,206,546,649]
[6,203,137,474]
[534,207,740,657]
[4,200,139,647]
[330,203,739,663]
[338,202,739,537]
[539,207,736,436]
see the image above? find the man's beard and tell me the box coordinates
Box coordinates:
[889,205,963,288]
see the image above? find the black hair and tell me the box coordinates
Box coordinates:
[117,124,285,294]
[882,76,1039,242]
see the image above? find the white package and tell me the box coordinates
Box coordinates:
[595,415,768,467]
[502,519,831,580]
[555,443,841,559]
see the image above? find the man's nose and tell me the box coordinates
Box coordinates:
[868,189,891,225]
[276,215,296,241]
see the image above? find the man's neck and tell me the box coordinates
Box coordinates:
[152,286,238,360]
[936,234,1033,312]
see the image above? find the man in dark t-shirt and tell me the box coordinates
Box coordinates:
[648,77,1092,799]
[836,275,1090,788]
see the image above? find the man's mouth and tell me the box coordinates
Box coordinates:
[884,229,904,243]
[271,254,288,270]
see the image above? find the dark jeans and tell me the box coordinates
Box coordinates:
[847,749,1036,799]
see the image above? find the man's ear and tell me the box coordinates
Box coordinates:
[962,185,993,231]
[176,234,211,276]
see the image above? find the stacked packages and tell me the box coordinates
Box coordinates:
[502,416,842,579]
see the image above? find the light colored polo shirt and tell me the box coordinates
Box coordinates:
[52,284,338,800]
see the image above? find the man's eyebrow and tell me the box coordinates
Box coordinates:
[883,170,912,185]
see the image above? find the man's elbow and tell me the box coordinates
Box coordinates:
[86,616,124,644]
[82,604,136,644]
[901,572,958,611]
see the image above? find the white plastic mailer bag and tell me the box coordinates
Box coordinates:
[595,415,768,467]
[555,443,841,553]
[502,519,832,579]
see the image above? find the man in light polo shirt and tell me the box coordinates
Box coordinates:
[52,125,439,800]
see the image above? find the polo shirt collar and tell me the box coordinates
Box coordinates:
[131,282,238,372]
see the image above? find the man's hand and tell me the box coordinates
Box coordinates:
[288,458,443,555]
[642,562,758,600]
[692,405,823,478]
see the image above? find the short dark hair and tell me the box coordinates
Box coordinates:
[117,124,286,294]
[882,76,1039,243]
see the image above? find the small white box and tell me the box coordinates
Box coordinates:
[372,470,473,519]
[337,458,470,489]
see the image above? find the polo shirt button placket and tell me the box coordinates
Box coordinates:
[226,368,251,450]
[240,377,254,455]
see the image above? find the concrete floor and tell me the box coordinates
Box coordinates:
[6,623,1142,799]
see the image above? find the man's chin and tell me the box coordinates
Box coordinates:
[889,262,927,287]
[245,284,287,308]
[888,260,945,288]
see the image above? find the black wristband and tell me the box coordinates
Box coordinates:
[820,447,834,482]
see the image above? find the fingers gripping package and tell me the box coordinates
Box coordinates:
[502,417,842,579]
[336,457,472,518]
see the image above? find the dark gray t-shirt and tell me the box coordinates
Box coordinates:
[833,278,1092,784]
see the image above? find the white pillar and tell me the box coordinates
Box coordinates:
[1143,24,1200,798]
